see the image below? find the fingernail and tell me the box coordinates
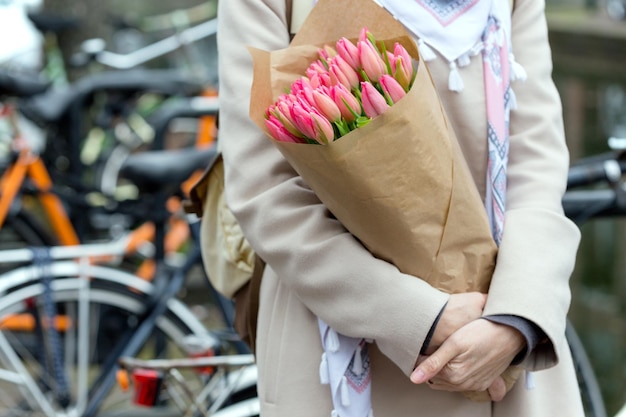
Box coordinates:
[410,369,425,384]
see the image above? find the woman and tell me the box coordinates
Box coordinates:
[216,0,584,415]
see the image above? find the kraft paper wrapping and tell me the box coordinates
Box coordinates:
[248,0,521,401]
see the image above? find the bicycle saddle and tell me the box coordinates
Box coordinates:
[0,69,50,98]
[119,145,218,195]
[18,69,206,126]
[27,11,81,35]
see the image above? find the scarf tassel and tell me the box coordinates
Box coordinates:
[525,371,536,390]
[417,39,437,62]
[509,53,527,82]
[352,344,363,375]
[448,61,464,92]
[368,409,374,417]
[326,327,340,352]
[331,411,340,417]
[508,86,518,110]
[457,53,471,68]
[340,376,351,406]
[320,352,330,384]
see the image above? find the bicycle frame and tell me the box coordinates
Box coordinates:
[0,104,79,245]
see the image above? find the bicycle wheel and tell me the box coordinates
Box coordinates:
[0,260,212,417]
[567,319,608,417]
[0,209,58,275]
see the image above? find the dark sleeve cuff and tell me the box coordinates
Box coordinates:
[483,315,547,365]
[420,302,446,355]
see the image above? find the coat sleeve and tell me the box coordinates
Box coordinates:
[216,0,449,376]
[482,0,581,370]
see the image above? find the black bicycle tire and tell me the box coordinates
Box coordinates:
[0,272,210,417]
[566,319,608,417]
[0,208,58,248]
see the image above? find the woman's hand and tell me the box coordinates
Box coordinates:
[424,292,487,355]
[411,319,526,401]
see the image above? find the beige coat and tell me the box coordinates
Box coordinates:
[216,0,585,415]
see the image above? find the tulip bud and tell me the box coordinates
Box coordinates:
[307,60,328,77]
[360,81,390,118]
[273,95,303,136]
[265,115,304,143]
[358,40,386,82]
[379,74,406,104]
[391,56,412,91]
[312,89,342,122]
[309,109,335,144]
[358,27,371,43]
[329,84,361,122]
[390,43,415,89]
[289,101,318,139]
[393,43,412,75]
[328,56,360,89]
[336,37,360,71]
[292,78,316,107]
[318,45,337,64]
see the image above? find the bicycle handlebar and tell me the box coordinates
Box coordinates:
[73,18,218,70]
[567,159,626,189]
[564,153,626,224]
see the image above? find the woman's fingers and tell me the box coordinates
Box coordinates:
[411,320,525,395]
[410,338,462,384]
[487,376,507,402]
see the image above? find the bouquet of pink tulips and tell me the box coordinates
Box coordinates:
[249,1,497,295]
[264,28,415,145]
[249,0,520,400]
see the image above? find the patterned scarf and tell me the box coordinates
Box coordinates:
[317,1,522,415]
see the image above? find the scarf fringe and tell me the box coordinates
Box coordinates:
[508,87,518,110]
[525,371,536,390]
[448,61,464,92]
[320,352,330,384]
[352,344,364,375]
[509,53,527,82]
[340,376,351,406]
[326,327,340,352]
[417,39,437,61]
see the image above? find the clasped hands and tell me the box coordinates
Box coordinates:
[410,292,526,402]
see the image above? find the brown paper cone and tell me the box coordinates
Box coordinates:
[248,0,520,401]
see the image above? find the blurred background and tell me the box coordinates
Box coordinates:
[548,1,626,414]
[0,0,625,414]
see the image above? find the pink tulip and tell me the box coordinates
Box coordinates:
[312,89,342,122]
[308,71,332,89]
[329,84,361,122]
[309,110,335,144]
[328,56,360,89]
[388,57,410,90]
[292,78,316,106]
[306,60,327,78]
[289,101,317,138]
[379,74,406,104]
[271,96,303,136]
[389,43,414,89]
[318,45,337,63]
[265,115,304,143]
[393,43,413,75]
[289,102,335,144]
[358,27,371,43]
[358,40,386,82]
[336,37,360,70]
[360,82,390,118]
